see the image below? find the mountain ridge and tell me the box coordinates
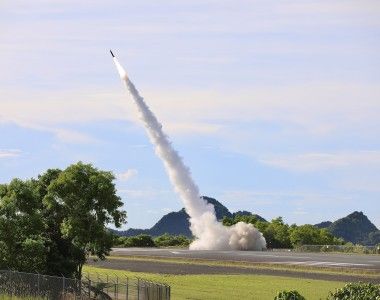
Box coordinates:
[112,197,379,245]
[315,211,379,245]
[114,196,265,238]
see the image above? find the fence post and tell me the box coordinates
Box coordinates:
[62,274,65,299]
[116,275,119,300]
[126,277,129,300]
[137,278,140,300]
[88,278,91,299]
[9,270,13,297]
[36,272,40,295]
[107,274,109,295]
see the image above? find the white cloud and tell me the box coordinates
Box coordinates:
[292,208,308,216]
[118,188,172,198]
[0,149,21,158]
[117,169,138,181]
[144,83,380,139]
[0,89,126,143]
[53,128,98,144]
[1,82,379,141]
[164,122,223,135]
[0,90,127,126]
[260,151,380,172]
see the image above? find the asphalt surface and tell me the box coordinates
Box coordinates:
[111,248,380,271]
[87,257,380,283]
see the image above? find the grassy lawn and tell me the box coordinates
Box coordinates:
[84,265,345,300]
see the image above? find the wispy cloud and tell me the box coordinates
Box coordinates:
[260,151,380,172]
[1,82,379,142]
[117,169,138,181]
[0,149,21,158]
[145,83,380,137]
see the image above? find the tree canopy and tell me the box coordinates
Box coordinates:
[0,162,126,278]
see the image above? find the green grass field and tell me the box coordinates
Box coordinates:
[84,265,345,300]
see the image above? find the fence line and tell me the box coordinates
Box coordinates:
[0,269,170,300]
[294,244,380,254]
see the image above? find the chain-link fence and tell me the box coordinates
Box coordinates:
[0,270,170,300]
[294,244,380,254]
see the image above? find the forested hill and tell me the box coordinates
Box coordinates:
[113,196,266,237]
[112,198,379,245]
[315,211,379,245]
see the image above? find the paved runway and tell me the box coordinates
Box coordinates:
[112,248,380,271]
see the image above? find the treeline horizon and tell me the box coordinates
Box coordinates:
[115,214,380,250]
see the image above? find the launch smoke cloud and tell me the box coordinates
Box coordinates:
[112,54,266,250]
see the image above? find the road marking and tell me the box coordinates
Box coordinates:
[328,262,373,267]
[236,253,311,259]
[308,261,334,266]
[269,261,374,267]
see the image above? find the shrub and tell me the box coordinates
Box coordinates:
[274,290,305,300]
[327,282,380,300]
[123,234,155,247]
[154,233,190,247]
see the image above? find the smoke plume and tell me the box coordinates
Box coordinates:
[113,57,266,250]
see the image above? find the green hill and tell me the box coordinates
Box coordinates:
[315,211,379,245]
[115,196,264,237]
[328,211,379,245]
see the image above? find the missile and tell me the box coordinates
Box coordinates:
[110,50,128,80]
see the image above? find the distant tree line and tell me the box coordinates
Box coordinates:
[115,214,379,251]
[0,162,126,279]
[115,233,191,248]
[114,215,345,249]
[222,215,344,249]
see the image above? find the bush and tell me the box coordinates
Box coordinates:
[274,290,305,300]
[154,233,190,247]
[123,234,156,247]
[114,236,127,247]
[327,282,380,300]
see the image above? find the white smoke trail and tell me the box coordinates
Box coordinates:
[113,57,266,250]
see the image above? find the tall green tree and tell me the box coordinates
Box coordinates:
[0,179,47,273]
[0,162,127,279]
[264,217,292,248]
[289,225,342,247]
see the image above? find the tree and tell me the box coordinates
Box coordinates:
[123,235,155,247]
[327,282,380,300]
[0,162,126,279]
[264,217,292,249]
[289,224,342,247]
[364,231,380,246]
[154,233,190,247]
[0,179,47,273]
[44,162,126,278]
[289,225,321,246]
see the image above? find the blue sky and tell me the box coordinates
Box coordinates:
[1,0,379,229]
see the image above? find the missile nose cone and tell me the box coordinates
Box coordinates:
[110,50,115,57]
